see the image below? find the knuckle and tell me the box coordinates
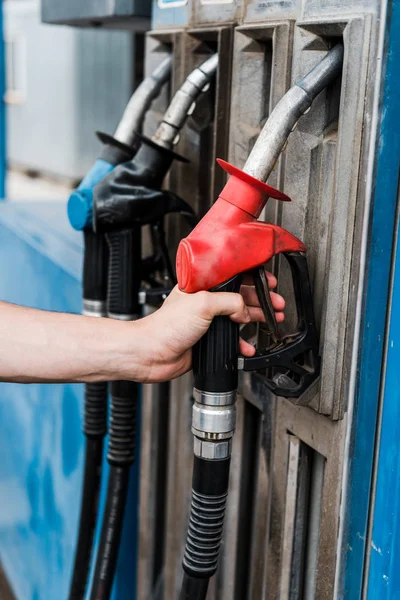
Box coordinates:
[234,293,245,312]
[196,290,211,313]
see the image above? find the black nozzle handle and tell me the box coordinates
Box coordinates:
[106,227,141,319]
[106,226,141,466]
[182,456,231,579]
[192,276,242,394]
[83,231,109,307]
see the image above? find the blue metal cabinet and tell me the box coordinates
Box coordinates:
[0,202,140,600]
[342,0,400,596]
[366,195,400,598]
[0,0,5,198]
[364,4,400,584]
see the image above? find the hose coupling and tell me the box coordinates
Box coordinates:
[192,388,236,459]
[83,299,107,318]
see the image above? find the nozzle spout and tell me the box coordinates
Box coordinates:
[113,56,172,147]
[243,44,344,182]
[152,54,219,150]
[298,43,344,98]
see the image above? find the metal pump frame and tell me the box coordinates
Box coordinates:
[177,44,344,600]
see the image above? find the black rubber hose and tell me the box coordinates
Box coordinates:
[69,381,108,600]
[89,465,131,600]
[89,380,139,600]
[182,456,231,581]
[179,574,210,600]
[68,435,104,600]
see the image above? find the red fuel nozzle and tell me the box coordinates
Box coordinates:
[177,159,306,293]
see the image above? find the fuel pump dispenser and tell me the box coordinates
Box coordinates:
[70,53,219,600]
[67,57,172,600]
[176,44,344,600]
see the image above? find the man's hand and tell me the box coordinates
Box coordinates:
[136,273,285,383]
[0,274,284,385]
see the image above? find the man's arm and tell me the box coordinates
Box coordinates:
[0,277,284,384]
[0,300,134,383]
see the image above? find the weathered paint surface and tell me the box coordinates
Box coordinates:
[0,202,140,599]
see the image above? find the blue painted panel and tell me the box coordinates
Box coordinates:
[366,201,400,597]
[0,1,6,198]
[365,4,400,593]
[151,0,190,29]
[342,1,400,597]
[0,202,140,599]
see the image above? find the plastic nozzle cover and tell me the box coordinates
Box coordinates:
[218,159,290,217]
[68,188,93,231]
[67,158,116,231]
[176,160,304,293]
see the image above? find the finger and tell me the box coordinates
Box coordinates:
[241,287,286,311]
[240,286,259,306]
[248,307,266,322]
[248,307,285,323]
[271,292,285,311]
[198,291,251,324]
[239,338,256,356]
[241,271,277,289]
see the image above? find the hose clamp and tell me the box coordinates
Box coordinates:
[193,438,232,460]
[107,312,139,321]
[192,404,236,438]
[83,299,106,318]
[193,389,236,406]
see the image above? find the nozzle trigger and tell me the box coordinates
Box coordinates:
[239,252,321,399]
[253,267,280,344]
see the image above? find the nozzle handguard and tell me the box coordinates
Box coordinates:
[93,140,196,233]
[177,160,304,293]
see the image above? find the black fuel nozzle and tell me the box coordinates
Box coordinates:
[91,138,196,310]
[92,138,195,234]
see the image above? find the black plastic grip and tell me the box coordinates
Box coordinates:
[107,380,139,466]
[193,276,242,393]
[182,457,231,579]
[106,227,141,318]
[83,382,108,437]
[83,231,109,303]
[130,141,176,188]
[92,140,194,235]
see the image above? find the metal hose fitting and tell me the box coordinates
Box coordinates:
[244,44,344,182]
[152,54,219,150]
[114,56,172,147]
